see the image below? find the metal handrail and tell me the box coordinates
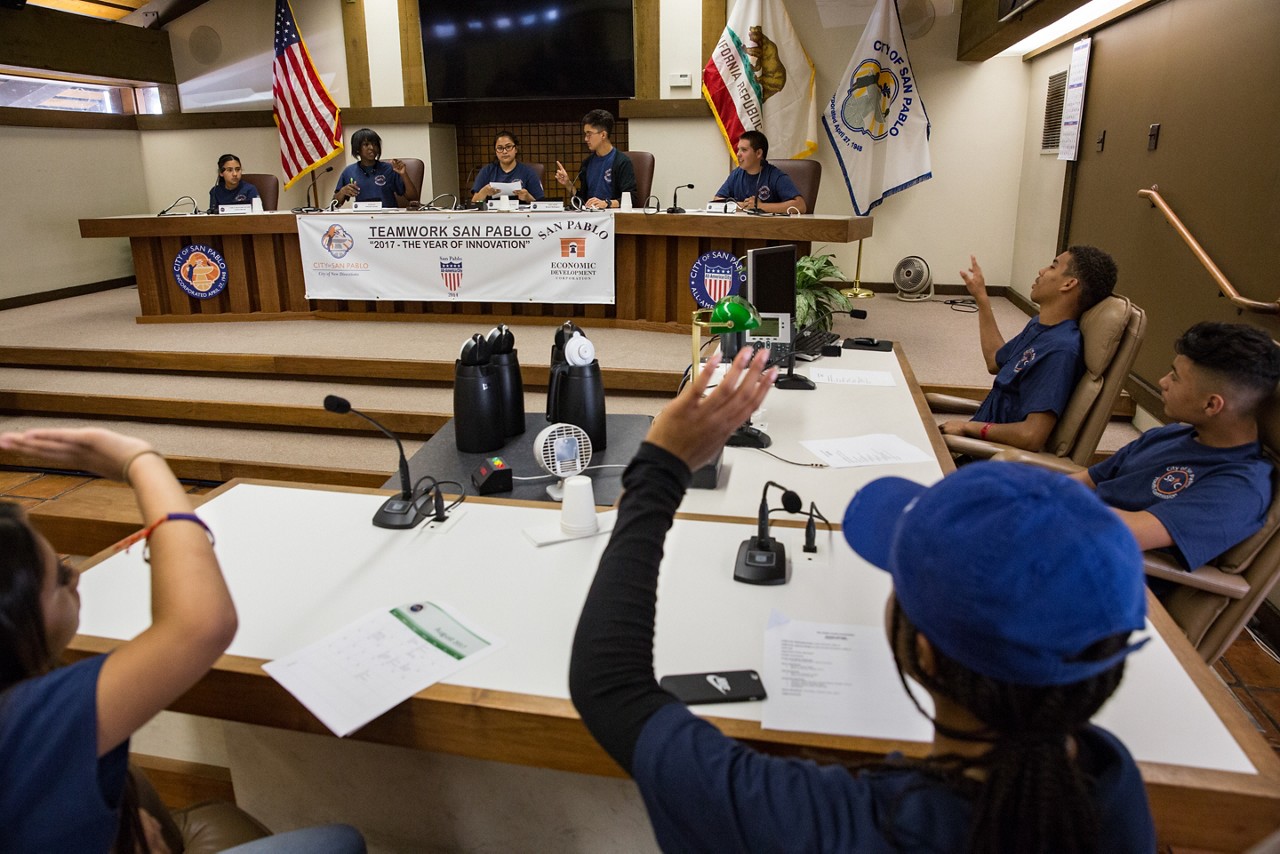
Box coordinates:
[1137,186,1279,314]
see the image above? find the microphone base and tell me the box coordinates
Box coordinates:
[734,537,788,585]
[665,206,686,214]
[372,494,430,529]
[774,372,816,391]
[727,423,772,449]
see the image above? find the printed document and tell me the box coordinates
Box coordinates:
[801,434,933,468]
[762,612,932,741]
[263,601,502,737]
[809,367,895,387]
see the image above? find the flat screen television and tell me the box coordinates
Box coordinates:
[419,1,636,102]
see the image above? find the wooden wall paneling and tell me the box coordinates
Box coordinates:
[0,106,135,131]
[0,5,176,84]
[642,238,674,322]
[250,235,282,314]
[674,239,702,323]
[281,238,310,312]
[703,0,725,63]
[157,237,191,315]
[220,236,252,314]
[130,238,163,316]
[340,0,373,109]
[957,0,1094,61]
[376,300,397,314]
[398,0,427,106]
[614,238,640,321]
[634,0,660,100]
[1064,0,1280,391]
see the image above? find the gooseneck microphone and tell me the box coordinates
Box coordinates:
[323,394,427,529]
[308,165,334,209]
[666,183,695,214]
[734,481,802,585]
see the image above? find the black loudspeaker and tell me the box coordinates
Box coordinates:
[454,335,506,453]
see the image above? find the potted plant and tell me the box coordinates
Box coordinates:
[795,251,853,331]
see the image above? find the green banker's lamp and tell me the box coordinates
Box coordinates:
[690,295,761,376]
[690,296,772,448]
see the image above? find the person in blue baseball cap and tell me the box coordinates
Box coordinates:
[570,346,1154,853]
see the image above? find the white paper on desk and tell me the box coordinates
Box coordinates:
[801,434,932,468]
[263,600,502,737]
[487,181,522,195]
[809,367,895,387]
[762,613,932,742]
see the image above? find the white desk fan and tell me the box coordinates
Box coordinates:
[533,422,593,500]
[893,255,933,302]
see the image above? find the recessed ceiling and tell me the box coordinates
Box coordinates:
[27,0,148,22]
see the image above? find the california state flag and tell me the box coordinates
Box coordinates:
[702,0,818,164]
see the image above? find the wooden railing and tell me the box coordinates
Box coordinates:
[1138,186,1279,314]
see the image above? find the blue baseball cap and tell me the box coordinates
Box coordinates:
[843,462,1148,687]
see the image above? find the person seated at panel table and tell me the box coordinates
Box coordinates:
[553,109,636,211]
[569,347,1154,853]
[471,130,545,205]
[208,153,260,212]
[1066,322,1280,578]
[333,127,420,209]
[710,130,806,214]
[0,427,366,853]
[939,246,1117,451]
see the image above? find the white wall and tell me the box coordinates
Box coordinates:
[167,0,348,112]
[0,126,146,299]
[1010,41,1073,301]
[659,0,706,100]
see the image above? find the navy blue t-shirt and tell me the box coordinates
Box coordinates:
[337,160,406,207]
[472,161,545,200]
[1089,423,1273,569]
[632,703,1154,852]
[714,163,802,206]
[584,149,618,202]
[0,655,131,851]
[973,316,1082,425]
[209,180,260,211]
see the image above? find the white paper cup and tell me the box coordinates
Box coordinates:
[619,191,633,211]
[560,475,599,536]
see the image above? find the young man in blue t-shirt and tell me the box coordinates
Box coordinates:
[553,109,636,210]
[940,245,1117,451]
[1070,322,1280,570]
[333,127,420,209]
[711,130,806,213]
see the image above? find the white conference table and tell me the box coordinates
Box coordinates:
[68,351,1280,849]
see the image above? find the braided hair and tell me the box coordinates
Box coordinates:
[883,600,1128,854]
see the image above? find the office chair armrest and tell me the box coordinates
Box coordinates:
[990,448,1085,474]
[1142,552,1250,599]
[925,392,982,415]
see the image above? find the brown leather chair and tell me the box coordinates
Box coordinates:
[772,158,821,213]
[529,162,547,197]
[627,150,655,206]
[384,157,425,206]
[129,765,271,854]
[240,173,279,211]
[929,295,1147,465]
[995,399,1280,665]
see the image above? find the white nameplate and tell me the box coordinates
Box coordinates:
[218,204,252,215]
[486,198,519,211]
[530,201,565,212]
[352,201,384,211]
[706,201,736,213]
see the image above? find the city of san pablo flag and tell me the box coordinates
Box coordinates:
[702,0,818,164]
[823,0,932,216]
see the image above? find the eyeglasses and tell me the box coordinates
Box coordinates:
[495,144,516,152]
[583,130,604,139]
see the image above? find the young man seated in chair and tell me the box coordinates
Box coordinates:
[1069,322,1280,574]
[940,246,1118,451]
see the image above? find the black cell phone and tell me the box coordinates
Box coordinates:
[659,670,767,705]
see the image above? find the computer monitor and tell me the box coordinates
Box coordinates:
[745,243,796,347]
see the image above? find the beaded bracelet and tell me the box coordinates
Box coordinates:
[113,513,215,562]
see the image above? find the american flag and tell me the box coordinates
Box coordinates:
[273,0,342,189]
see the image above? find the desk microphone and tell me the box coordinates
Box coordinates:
[459,165,481,209]
[323,394,428,530]
[562,163,587,209]
[426,192,457,211]
[308,165,333,209]
[734,481,801,585]
[667,183,694,214]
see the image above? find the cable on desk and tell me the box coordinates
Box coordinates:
[753,447,828,468]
